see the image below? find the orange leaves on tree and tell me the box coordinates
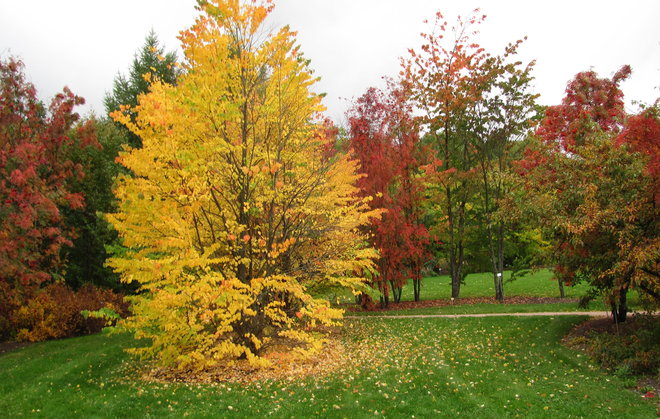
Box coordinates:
[518,68,659,320]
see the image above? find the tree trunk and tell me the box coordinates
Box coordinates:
[236,301,266,357]
[611,287,628,323]
[380,293,389,308]
[447,187,461,299]
[390,281,402,303]
[557,277,565,298]
[480,161,505,302]
[493,272,504,302]
[451,271,461,299]
[451,199,467,299]
[496,222,505,301]
[413,278,421,302]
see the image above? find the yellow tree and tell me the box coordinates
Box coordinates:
[109,0,378,369]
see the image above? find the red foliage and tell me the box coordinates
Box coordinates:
[0,58,98,332]
[348,86,430,302]
[518,66,659,316]
[315,117,341,161]
[616,106,660,201]
[536,65,630,153]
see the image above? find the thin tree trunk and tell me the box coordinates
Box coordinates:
[611,287,628,323]
[447,186,461,299]
[495,221,505,301]
[380,293,389,308]
[390,281,402,303]
[379,274,390,308]
[480,157,505,302]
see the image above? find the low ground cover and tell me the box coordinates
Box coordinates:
[0,316,655,417]
[565,314,659,379]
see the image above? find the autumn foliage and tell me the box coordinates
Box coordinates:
[0,58,99,338]
[11,283,128,342]
[348,86,429,305]
[518,67,659,320]
[109,0,378,369]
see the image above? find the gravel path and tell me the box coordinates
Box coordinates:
[346,311,610,319]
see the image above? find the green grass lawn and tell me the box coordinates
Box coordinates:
[350,302,607,316]
[327,269,643,314]
[326,269,586,304]
[412,269,589,300]
[1,316,655,417]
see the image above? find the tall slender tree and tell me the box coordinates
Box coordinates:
[402,10,491,299]
[469,41,538,301]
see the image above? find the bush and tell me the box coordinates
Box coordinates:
[9,283,128,342]
[586,315,659,376]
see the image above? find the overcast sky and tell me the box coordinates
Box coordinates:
[1,1,658,123]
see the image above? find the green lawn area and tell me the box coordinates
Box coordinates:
[1,316,655,417]
[411,269,589,300]
[327,269,643,314]
[326,269,586,304]
[350,302,604,316]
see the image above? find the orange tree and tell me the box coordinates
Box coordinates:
[402,10,489,299]
[402,10,538,300]
[109,0,378,369]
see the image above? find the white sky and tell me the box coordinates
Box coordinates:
[1,0,658,123]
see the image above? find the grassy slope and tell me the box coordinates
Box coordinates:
[1,317,655,418]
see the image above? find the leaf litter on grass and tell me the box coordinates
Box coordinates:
[48,316,657,417]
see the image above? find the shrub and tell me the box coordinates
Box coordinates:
[586,315,659,376]
[9,283,128,342]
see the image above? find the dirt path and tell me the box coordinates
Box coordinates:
[346,311,611,319]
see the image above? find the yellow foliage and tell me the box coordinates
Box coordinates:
[109,0,378,370]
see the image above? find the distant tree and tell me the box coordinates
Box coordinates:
[469,40,538,301]
[402,10,496,299]
[104,30,180,148]
[0,58,97,336]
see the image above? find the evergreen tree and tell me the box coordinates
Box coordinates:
[104,30,180,148]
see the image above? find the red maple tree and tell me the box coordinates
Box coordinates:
[0,58,97,333]
[348,85,429,305]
